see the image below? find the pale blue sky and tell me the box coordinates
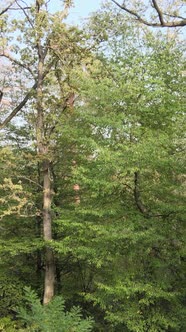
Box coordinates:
[68,0,103,24]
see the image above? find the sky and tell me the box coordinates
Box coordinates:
[67,0,103,24]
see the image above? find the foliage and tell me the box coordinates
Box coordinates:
[17,287,93,332]
[0,1,185,331]
[51,7,186,330]
[0,316,20,332]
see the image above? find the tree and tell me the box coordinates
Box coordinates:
[57,9,185,330]
[0,1,185,330]
[111,0,186,27]
[0,0,87,305]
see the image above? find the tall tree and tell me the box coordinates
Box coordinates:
[0,0,86,304]
[0,1,185,330]
[55,8,185,330]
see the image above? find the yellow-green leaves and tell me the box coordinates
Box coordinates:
[0,178,31,219]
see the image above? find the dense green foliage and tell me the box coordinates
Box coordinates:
[17,287,93,332]
[0,1,185,331]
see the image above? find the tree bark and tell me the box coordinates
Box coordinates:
[35,0,55,304]
[134,171,148,215]
[42,159,55,304]
[36,81,55,305]
[36,84,56,306]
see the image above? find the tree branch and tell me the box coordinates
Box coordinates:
[0,59,55,129]
[15,0,34,28]
[0,52,35,77]
[16,175,43,188]
[0,90,3,103]
[133,171,178,219]
[152,0,164,25]
[111,0,186,27]
[134,171,149,215]
[0,0,16,15]
[0,82,37,130]
[111,0,156,27]
[162,12,186,21]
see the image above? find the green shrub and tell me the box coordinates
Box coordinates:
[17,287,93,332]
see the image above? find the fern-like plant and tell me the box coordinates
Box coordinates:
[17,287,93,332]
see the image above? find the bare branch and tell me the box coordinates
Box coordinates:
[152,0,164,25]
[0,59,56,129]
[0,0,31,15]
[6,6,31,10]
[16,175,43,188]
[111,0,156,27]
[15,0,34,28]
[0,0,16,16]
[0,82,37,130]
[162,12,186,20]
[111,0,186,27]
[0,52,35,77]
[19,0,30,7]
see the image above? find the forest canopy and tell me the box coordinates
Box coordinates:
[0,0,185,331]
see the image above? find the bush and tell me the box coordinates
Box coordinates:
[17,287,93,332]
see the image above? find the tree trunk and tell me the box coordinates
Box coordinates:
[36,106,56,306]
[35,3,55,302]
[42,159,55,304]
[36,91,56,305]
